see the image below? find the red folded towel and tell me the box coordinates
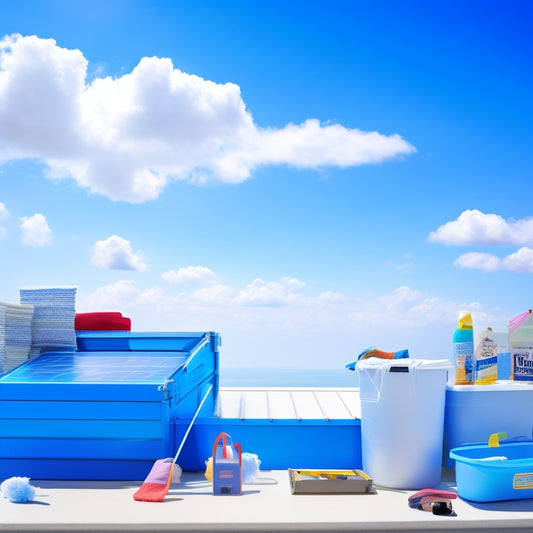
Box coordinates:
[75,312,131,331]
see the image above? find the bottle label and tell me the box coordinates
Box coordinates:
[511,344,533,381]
[475,338,498,384]
[454,340,474,384]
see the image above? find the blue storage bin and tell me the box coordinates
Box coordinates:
[175,417,362,471]
[0,331,220,480]
[444,382,533,469]
[450,440,533,502]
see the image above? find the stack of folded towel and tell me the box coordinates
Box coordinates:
[0,301,34,373]
[19,287,77,359]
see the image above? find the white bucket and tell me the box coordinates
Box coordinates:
[356,358,451,489]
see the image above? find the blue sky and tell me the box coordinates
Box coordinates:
[0,0,532,371]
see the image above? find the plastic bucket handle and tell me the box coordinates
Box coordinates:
[212,432,242,464]
[213,432,232,459]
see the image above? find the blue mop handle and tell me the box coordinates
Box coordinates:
[172,384,213,465]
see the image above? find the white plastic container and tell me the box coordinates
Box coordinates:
[474,327,497,385]
[444,382,533,468]
[356,358,450,489]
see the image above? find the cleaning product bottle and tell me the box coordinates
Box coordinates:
[474,327,498,385]
[453,313,474,385]
[508,310,533,382]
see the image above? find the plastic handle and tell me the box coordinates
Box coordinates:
[389,366,409,373]
[488,431,507,448]
[213,432,231,459]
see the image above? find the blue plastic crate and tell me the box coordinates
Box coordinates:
[0,331,219,480]
[175,417,362,471]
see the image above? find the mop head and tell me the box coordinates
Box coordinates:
[133,458,175,502]
[1,477,37,503]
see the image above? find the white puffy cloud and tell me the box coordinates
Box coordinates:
[162,265,216,284]
[234,277,306,307]
[502,247,533,273]
[0,34,416,203]
[20,213,51,246]
[91,235,147,271]
[454,248,533,274]
[190,284,234,305]
[78,278,508,367]
[429,210,533,246]
[82,279,141,309]
[454,252,503,272]
[0,202,8,239]
[317,291,349,303]
[431,211,533,274]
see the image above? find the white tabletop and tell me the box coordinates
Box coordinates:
[1,470,533,532]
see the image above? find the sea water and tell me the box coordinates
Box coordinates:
[220,367,358,387]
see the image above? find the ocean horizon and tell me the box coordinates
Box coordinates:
[219,367,358,387]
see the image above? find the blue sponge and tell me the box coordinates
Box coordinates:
[0,477,37,503]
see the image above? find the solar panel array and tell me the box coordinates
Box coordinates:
[0,350,189,383]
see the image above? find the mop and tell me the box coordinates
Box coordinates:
[133,384,213,502]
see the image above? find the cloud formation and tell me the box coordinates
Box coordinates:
[234,277,306,307]
[0,34,416,203]
[77,276,506,367]
[454,252,503,272]
[91,235,147,271]
[429,209,533,246]
[20,213,51,246]
[162,265,216,285]
[455,248,533,274]
[430,210,533,274]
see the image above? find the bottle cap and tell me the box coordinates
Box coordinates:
[458,313,473,330]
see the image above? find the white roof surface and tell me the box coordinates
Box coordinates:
[216,387,360,420]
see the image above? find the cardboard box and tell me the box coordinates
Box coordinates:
[288,468,374,494]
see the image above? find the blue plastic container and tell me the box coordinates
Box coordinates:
[443,382,533,469]
[175,417,362,471]
[0,331,220,480]
[450,441,533,502]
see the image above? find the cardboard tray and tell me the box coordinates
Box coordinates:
[288,468,374,494]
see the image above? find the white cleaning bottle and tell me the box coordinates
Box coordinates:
[474,327,497,385]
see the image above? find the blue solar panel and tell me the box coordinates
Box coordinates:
[0,350,189,384]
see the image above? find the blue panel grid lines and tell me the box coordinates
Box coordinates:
[0,350,189,384]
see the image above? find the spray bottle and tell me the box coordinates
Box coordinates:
[453,313,474,385]
[474,327,498,385]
